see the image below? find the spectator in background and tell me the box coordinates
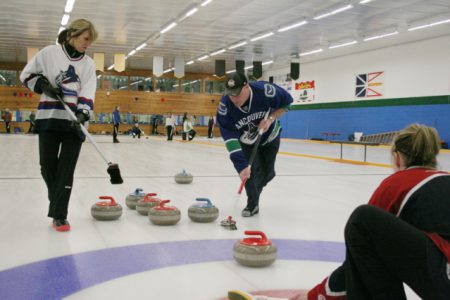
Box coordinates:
[28,110,36,133]
[182,112,196,141]
[165,112,177,141]
[112,106,120,143]
[3,108,12,134]
[208,115,215,139]
[131,122,142,139]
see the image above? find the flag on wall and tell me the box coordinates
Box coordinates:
[292,80,315,104]
[355,71,384,97]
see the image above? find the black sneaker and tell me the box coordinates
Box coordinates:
[52,219,71,232]
[241,206,259,217]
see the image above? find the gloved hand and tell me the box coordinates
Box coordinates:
[35,76,63,100]
[71,109,90,134]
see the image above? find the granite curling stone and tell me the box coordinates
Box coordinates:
[125,188,145,209]
[188,198,219,223]
[233,231,277,267]
[148,200,181,225]
[136,193,161,216]
[91,196,123,221]
[174,169,193,184]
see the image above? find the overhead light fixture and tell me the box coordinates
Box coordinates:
[163,68,174,74]
[313,4,353,20]
[61,14,70,26]
[96,75,101,79]
[186,60,194,65]
[64,0,75,13]
[107,64,114,70]
[359,0,373,4]
[300,48,323,56]
[228,41,247,50]
[262,60,273,65]
[329,40,357,49]
[160,22,177,34]
[250,32,274,42]
[197,55,209,61]
[127,49,136,56]
[278,20,308,32]
[136,43,147,51]
[363,31,398,41]
[201,0,213,7]
[210,49,226,56]
[186,7,198,17]
[226,69,236,74]
[244,65,253,70]
[408,18,450,31]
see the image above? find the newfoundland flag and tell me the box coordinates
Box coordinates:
[355,71,384,97]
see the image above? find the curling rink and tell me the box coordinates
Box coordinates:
[1,133,449,299]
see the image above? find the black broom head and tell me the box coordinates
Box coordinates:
[107,163,123,184]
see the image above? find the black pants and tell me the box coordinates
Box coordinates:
[28,122,35,133]
[329,205,450,299]
[113,124,119,142]
[208,125,213,138]
[240,135,280,209]
[39,131,82,220]
[182,130,196,141]
[5,121,10,133]
[166,125,173,140]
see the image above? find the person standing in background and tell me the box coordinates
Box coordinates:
[207,115,215,138]
[3,108,12,133]
[165,112,177,141]
[28,110,36,133]
[112,106,120,143]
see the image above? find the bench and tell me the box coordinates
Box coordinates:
[330,140,380,162]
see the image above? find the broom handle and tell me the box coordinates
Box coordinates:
[57,96,111,165]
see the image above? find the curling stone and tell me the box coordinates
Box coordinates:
[136,193,161,216]
[233,231,277,267]
[174,169,193,184]
[188,198,219,223]
[125,188,145,209]
[91,196,123,221]
[148,200,181,225]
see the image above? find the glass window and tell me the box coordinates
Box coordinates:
[103,75,128,90]
[205,80,225,94]
[155,78,178,92]
[181,79,202,94]
[96,74,102,89]
[129,76,153,92]
[0,70,17,86]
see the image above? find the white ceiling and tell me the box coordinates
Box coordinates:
[1,0,450,74]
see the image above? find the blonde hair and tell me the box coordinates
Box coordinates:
[392,124,440,168]
[58,19,98,44]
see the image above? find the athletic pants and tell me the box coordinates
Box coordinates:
[166,125,173,140]
[113,124,119,142]
[5,121,10,133]
[39,131,82,220]
[328,204,450,299]
[240,135,280,210]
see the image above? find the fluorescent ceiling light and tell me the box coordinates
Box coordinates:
[61,14,70,26]
[329,40,357,49]
[58,27,65,34]
[250,32,274,42]
[244,65,253,70]
[228,41,247,49]
[0,75,6,81]
[136,43,147,51]
[96,75,101,79]
[262,60,273,65]
[127,49,136,56]
[145,77,152,81]
[186,7,198,17]
[160,22,177,34]
[130,80,143,86]
[163,68,174,74]
[408,19,450,31]
[359,0,373,4]
[201,0,212,7]
[65,0,75,13]
[314,4,353,20]
[300,48,323,56]
[186,60,194,65]
[107,64,114,70]
[278,20,308,32]
[197,55,209,61]
[226,69,236,74]
[210,49,226,56]
[363,31,398,41]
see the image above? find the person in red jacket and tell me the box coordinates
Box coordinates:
[229,124,450,300]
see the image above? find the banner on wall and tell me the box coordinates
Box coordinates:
[292,80,315,104]
[355,71,384,97]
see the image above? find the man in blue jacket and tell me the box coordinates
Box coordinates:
[217,72,293,217]
[112,106,121,143]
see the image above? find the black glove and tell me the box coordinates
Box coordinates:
[75,109,90,124]
[35,76,63,100]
